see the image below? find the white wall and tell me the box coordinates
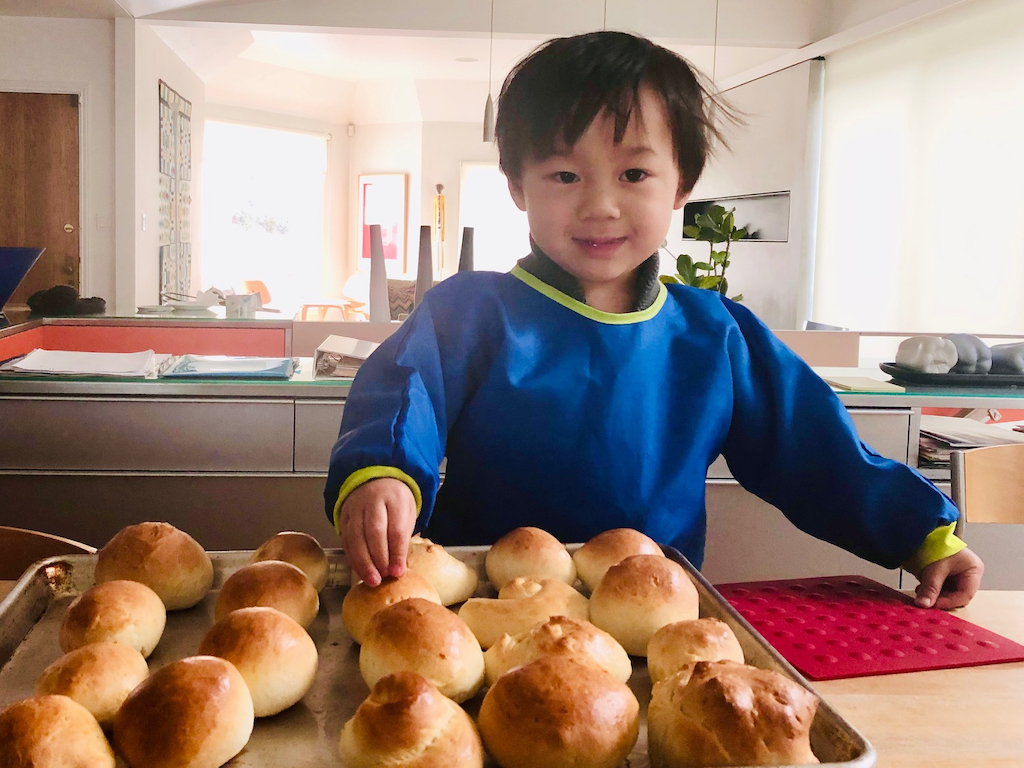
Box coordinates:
[134,22,206,307]
[0,17,116,303]
[669,60,821,330]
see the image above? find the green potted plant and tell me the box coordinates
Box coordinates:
[663,204,746,301]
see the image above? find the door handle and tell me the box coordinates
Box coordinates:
[64,224,74,233]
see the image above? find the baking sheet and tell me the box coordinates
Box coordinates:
[880,362,1024,387]
[0,547,874,768]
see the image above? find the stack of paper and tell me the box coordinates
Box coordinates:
[315,335,380,378]
[918,415,1024,467]
[158,355,297,379]
[0,349,156,377]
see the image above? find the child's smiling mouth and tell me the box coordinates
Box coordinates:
[573,236,628,252]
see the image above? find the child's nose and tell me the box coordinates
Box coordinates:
[577,181,620,220]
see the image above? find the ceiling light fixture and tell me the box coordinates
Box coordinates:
[483,0,495,142]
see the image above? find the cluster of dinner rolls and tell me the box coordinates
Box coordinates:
[215,559,320,628]
[95,522,213,610]
[478,656,640,768]
[339,672,484,768]
[406,534,479,605]
[360,597,485,703]
[60,579,166,657]
[648,617,745,684]
[35,641,150,727]
[648,660,819,767]
[484,615,631,686]
[572,527,664,591]
[589,554,699,656]
[485,527,576,588]
[198,606,318,717]
[459,577,589,649]
[0,695,116,768]
[114,656,255,768]
[249,530,329,591]
[342,570,442,643]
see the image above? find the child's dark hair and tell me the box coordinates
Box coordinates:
[496,31,729,195]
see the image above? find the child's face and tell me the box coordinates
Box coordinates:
[508,86,688,309]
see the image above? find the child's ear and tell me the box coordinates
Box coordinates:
[507,178,527,212]
[674,189,690,211]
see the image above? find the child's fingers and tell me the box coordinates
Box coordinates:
[363,506,391,582]
[386,505,416,578]
[344,508,382,587]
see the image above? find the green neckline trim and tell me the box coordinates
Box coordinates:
[510,265,666,325]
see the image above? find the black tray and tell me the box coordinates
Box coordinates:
[880,362,1024,387]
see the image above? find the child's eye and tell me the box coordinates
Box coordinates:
[554,171,579,184]
[622,168,649,183]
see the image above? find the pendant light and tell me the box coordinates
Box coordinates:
[483,0,495,142]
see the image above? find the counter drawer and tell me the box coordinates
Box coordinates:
[0,397,294,472]
[294,401,344,472]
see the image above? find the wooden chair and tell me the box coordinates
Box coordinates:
[950,444,1024,531]
[0,525,96,581]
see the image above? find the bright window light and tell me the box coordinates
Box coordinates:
[459,162,529,272]
[201,120,328,314]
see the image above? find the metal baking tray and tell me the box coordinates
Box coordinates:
[0,546,875,768]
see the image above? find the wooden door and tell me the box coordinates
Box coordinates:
[0,92,81,308]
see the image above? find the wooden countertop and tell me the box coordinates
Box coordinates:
[0,582,1020,765]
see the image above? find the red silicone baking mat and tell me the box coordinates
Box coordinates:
[714,575,1024,680]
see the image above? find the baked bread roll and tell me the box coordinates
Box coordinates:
[458,577,589,649]
[589,554,698,656]
[113,656,255,768]
[339,672,484,768]
[94,521,213,610]
[249,531,329,591]
[648,617,745,684]
[648,660,819,767]
[406,534,479,605]
[359,597,485,703]
[573,528,664,591]
[485,527,576,589]
[198,606,318,717]
[342,570,442,644]
[0,695,115,768]
[484,615,631,686]
[215,560,319,628]
[35,641,150,728]
[59,579,166,657]
[478,656,639,768]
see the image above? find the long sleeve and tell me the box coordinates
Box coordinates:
[719,300,959,568]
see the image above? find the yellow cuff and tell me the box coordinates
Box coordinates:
[901,522,966,575]
[332,466,423,534]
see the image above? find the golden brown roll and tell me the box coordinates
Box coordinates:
[458,577,589,650]
[478,656,639,768]
[589,554,698,656]
[59,579,166,657]
[647,617,745,684]
[94,521,213,610]
[648,660,819,767]
[35,641,150,728]
[0,694,116,768]
[215,560,319,628]
[485,527,576,589]
[113,656,254,768]
[198,606,318,717]
[342,570,442,644]
[484,615,631,687]
[572,528,664,591]
[249,531,329,591]
[359,597,485,703]
[406,534,479,605]
[339,672,484,768]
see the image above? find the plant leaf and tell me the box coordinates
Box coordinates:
[720,277,729,295]
[731,228,747,240]
[711,250,726,264]
[676,253,693,272]
[731,293,744,301]
[660,275,681,284]
[694,261,712,271]
[698,275,722,289]
[682,225,700,239]
[708,205,727,223]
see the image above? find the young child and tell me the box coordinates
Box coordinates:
[325,31,983,608]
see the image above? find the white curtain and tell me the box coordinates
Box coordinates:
[813,0,1024,334]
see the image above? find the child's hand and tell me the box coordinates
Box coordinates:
[913,547,984,609]
[338,478,417,587]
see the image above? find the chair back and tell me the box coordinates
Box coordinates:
[0,525,95,581]
[950,444,1024,525]
[242,280,271,306]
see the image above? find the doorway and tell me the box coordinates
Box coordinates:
[0,92,81,311]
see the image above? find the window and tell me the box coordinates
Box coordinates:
[459,162,530,272]
[201,120,328,314]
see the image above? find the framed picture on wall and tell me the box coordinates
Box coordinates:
[357,173,408,272]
